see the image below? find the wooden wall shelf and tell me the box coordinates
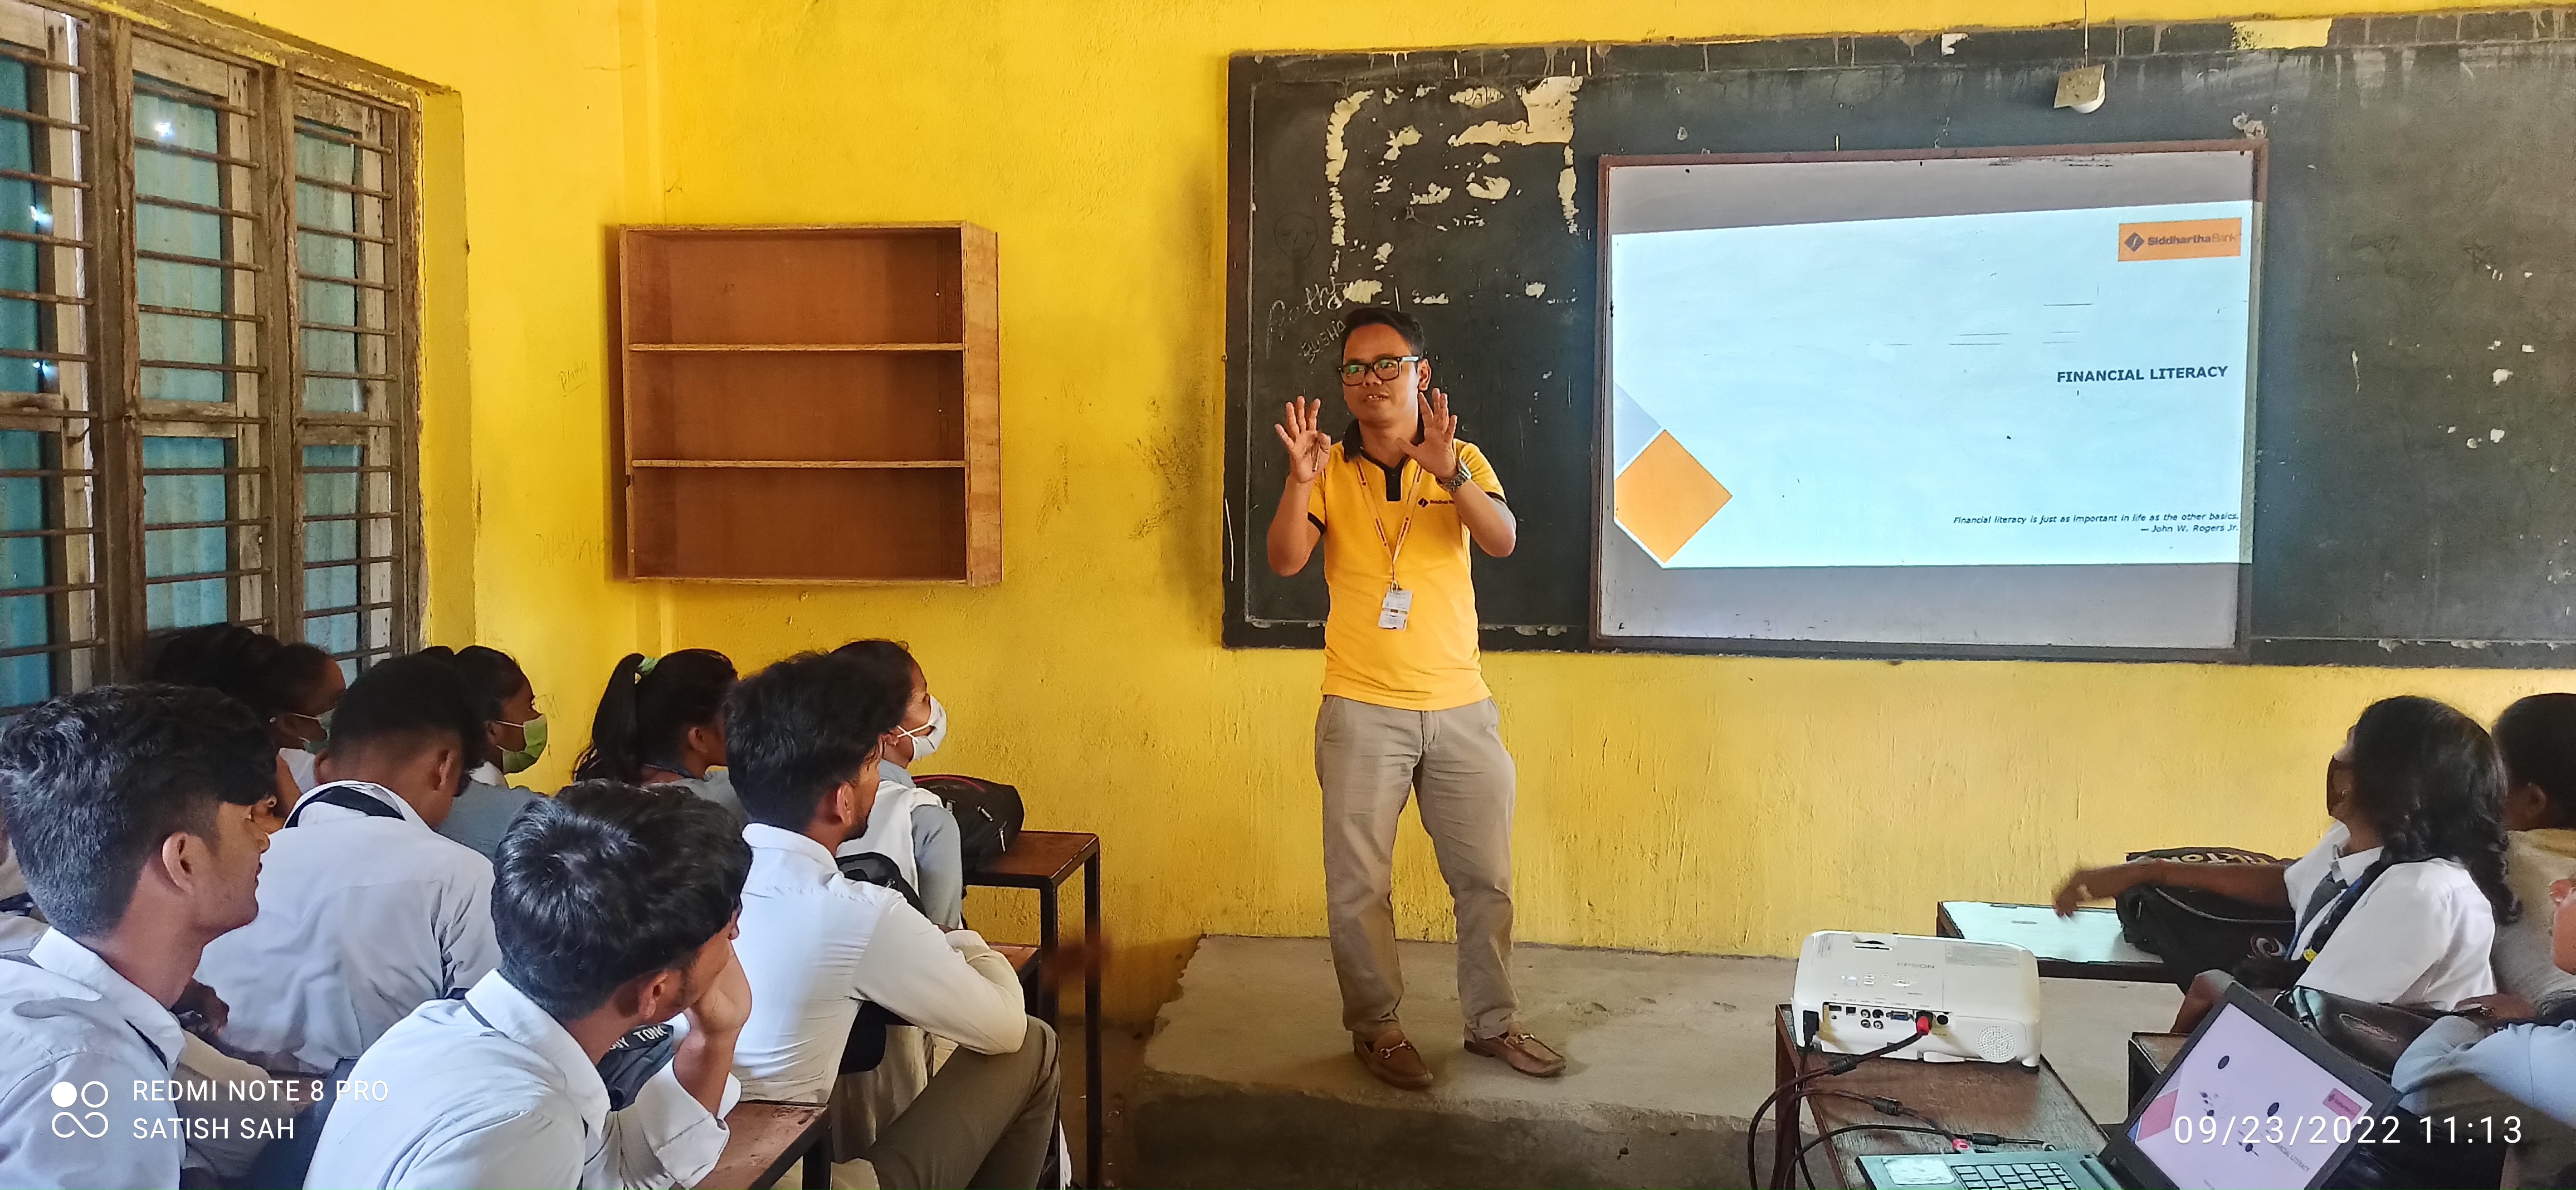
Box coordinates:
[616,223,1000,584]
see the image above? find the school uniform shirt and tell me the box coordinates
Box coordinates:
[1308,422,1505,712]
[438,763,544,859]
[282,747,320,794]
[2282,821,2497,1008]
[2397,1014,2576,1182]
[652,767,745,824]
[731,823,1026,1104]
[303,969,735,1189]
[0,929,189,1189]
[193,779,500,1074]
[2495,829,2576,1004]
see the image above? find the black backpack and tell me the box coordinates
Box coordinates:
[915,774,1024,871]
[2112,846,2295,990]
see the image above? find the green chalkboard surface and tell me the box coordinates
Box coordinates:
[1223,12,2576,666]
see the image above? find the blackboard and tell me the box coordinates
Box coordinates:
[1222,11,2576,667]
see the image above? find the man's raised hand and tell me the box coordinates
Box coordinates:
[1404,387,1462,480]
[1276,396,1332,484]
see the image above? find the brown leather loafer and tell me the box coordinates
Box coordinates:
[1353,1031,1435,1089]
[1465,1029,1567,1077]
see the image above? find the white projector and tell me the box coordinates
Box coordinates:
[1790,931,2042,1066]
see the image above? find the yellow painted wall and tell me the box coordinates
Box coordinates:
[194,0,2570,1020]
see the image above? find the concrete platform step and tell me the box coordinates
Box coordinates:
[1131,935,2179,1189]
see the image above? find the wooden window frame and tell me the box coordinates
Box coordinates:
[0,0,422,698]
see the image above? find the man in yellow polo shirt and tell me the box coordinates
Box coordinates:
[1264,305,1564,1089]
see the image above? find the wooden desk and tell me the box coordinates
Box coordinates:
[2126,1032,2189,1111]
[700,1101,828,1189]
[1772,1007,2102,1189]
[1936,901,2167,983]
[965,830,1101,1190]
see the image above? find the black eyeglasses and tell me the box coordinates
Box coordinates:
[1339,355,1424,384]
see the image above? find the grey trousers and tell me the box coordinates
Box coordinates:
[866,1017,1061,1189]
[1316,695,1519,1040]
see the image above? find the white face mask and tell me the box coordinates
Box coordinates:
[897,694,948,763]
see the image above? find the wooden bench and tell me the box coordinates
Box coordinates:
[1937,900,2167,982]
[699,1101,829,1189]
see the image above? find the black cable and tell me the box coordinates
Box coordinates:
[1746,1013,1936,1189]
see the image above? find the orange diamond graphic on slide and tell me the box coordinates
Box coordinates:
[1616,431,1731,564]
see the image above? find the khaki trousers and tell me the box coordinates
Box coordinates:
[1316,694,1519,1040]
[865,1017,1060,1189]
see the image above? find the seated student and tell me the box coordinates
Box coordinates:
[2057,695,2516,1030]
[729,651,1060,1188]
[2491,694,2576,1006]
[0,685,272,1189]
[574,648,743,820]
[832,639,967,927]
[194,653,499,1074]
[144,621,345,818]
[421,644,547,859]
[304,782,750,1189]
[2396,875,2576,1187]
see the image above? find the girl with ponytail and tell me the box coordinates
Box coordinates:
[574,648,741,819]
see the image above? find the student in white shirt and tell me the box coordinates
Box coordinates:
[831,640,968,928]
[2396,873,2576,1188]
[730,651,1060,1188]
[142,621,344,823]
[2489,694,2576,1007]
[194,653,500,1074]
[306,781,753,1189]
[575,648,745,821]
[0,684,273,1190]
[423,644,547,859]
[2057,695,2516,1030]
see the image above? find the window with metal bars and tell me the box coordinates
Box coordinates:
[0,0,418,711]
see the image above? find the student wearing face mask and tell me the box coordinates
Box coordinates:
[575,648,744,821]
[419,645,547,859]
[831,640,966,928]
[142,622,345,817]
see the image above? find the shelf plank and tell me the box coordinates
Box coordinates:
[627,343,967,353]
[630,459,967,470]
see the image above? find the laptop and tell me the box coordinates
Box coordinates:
[1860,978,2402,1190]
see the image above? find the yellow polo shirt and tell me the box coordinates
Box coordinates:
[1309,428,1505,712]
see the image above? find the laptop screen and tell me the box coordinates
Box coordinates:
[2123,1002,2377,1189]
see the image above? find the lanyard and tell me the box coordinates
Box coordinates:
[1365,455,1427,589]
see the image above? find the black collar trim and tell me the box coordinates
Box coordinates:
[1341,414,1426,502]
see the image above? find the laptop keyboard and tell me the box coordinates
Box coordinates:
[1951,1160,2079,1189]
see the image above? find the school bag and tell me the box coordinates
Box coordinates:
[915,774,1024,871]
[2112,845,2295,989]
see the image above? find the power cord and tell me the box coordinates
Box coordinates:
[1745,1011,1937,1190]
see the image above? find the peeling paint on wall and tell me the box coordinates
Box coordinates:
[1449,84,1506,108]
[1449,75,1581,147]
[1373,242,1393,263]
[1343,279,1384,303]
[1382,125,1421,162]
[1558,145,1579,232]
[1414,294,1450,304]
[1466,174,1511,200]
[1409,182,1453,205]
[1525,281,1547,297]
[1323,90,1369,250]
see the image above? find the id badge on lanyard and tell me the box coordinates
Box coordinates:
[1370,461,1426,631]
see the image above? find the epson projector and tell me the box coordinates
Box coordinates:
[1790,931,2042,1066]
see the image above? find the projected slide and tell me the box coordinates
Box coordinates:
[1611,202,2252,569]
[1596,148,2260,652]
